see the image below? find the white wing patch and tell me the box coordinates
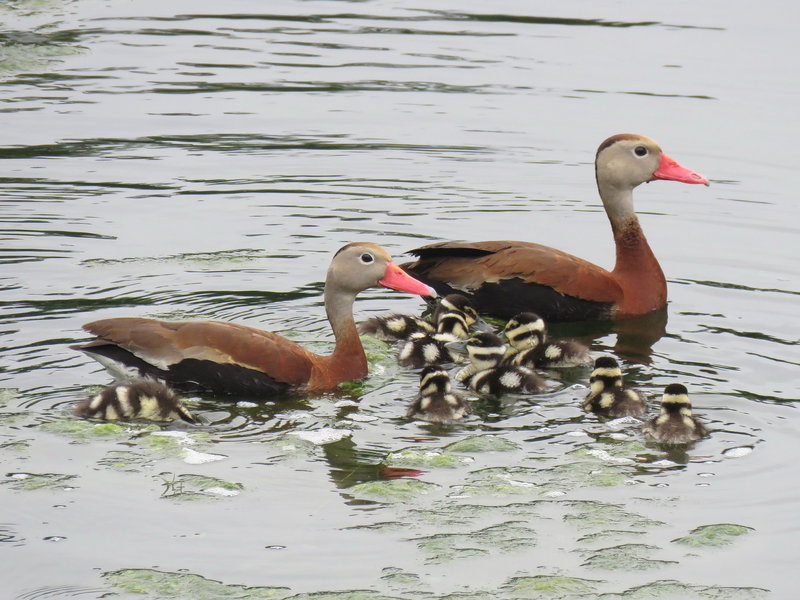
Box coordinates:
[499,370,522,390]
[544,345,563,360]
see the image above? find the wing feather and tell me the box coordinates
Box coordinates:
[406,241,623,303]
[82,318,314,386]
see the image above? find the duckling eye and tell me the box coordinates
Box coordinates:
[359,253,374,264]
[634,145,648,157]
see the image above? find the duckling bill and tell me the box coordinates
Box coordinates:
[583,356,645,418]
[407,365,471,423]
[643,383,708,444]
[74,380,196,423]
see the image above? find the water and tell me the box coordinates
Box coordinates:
[1,0,798,598]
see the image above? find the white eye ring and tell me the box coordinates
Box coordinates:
[359,252,374,264]
[633,145,648,157]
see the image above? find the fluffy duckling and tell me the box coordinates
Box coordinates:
[432,294,480,333]
[643,384,708,444]
[406,365,471,423]
[357,313,435,341]
[74,380,196,423]
[398,302,473,368]
[503,312,591,368]
[358,294,480,343]
[456,332,545,395]
[583,356,646,418]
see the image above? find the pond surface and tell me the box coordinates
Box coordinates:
[1,1,797,598]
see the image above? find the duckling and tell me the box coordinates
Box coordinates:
[643,384,708,444]
[398,303,472,368]
[357,313,435,341]
[503,312,591,368]
[406,365,471,423]
[456,332,545,395]
[432,294,479,330]
[74,380,196,423]
[583,356,646,418]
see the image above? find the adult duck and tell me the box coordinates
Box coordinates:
[402,134,709,321]
[72,242,434,396]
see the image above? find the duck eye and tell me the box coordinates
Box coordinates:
[359,252,374,264]
[634,145,648,157]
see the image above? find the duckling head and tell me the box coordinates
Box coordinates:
[465,332,506,369]
[436,309,471,339]
[419,365,453,395]
[503,312,546,350]
[589,356,623,396]
[437,294,478,325]
[659,383,694,417]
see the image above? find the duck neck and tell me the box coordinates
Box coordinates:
[315,287,368,388]
[598,181,666,315]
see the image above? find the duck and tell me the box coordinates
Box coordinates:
[397,298,475,368]
[402,134,709,321]
[406,365,471,423]
[431,294,481,334]
[503,312,591,368]
[356,293,479,342]
[357,313,435,341]
[643,383,708,444]
[455,332,545,395]
[583,356,646,418]
[72,242,435,396]
[73,380,196,423]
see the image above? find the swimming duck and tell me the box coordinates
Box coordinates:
[456,332,545,395]
[74,380,196,423]
[432,294,481,333]
[402,134,709,321]
[583,356,646,418]
[406,365,471,423]
[357,293,482,343]
[72,243,434,396]
[357,313,435,341]
[503,312,591,368]
[643,383,708,444]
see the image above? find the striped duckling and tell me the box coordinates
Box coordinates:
[406,365,471,423]
[357,313,434,341]
[74,380,196,423]
[643,384,708,444]
[432,294,480,336]
[398,298,475,368]
[455,332,545,395]
[503,312,591,368]
[583,356,646,418]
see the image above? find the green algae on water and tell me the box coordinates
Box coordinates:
[158,473,243,501]
[595,578,770,599]
[2,472,77,491]
[501,574,602,598]
[347,478,439,503]
[581,543,677,571]
[444,435,520,453]
[385,447,467,469]
[672,523,755,548]
[104,568,288,599]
